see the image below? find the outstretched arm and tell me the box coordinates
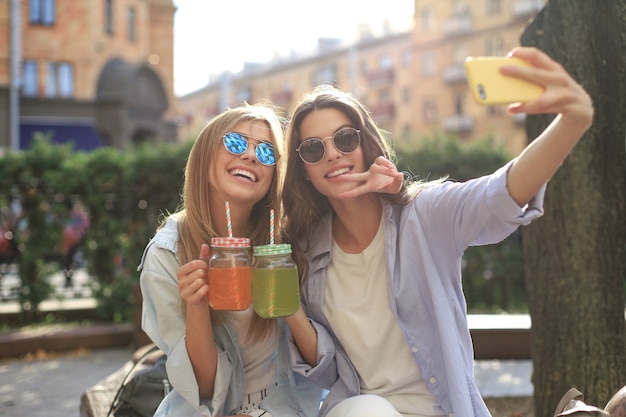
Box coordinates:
[504,47,594,207]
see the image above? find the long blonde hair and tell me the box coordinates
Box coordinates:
[175,103,286,341]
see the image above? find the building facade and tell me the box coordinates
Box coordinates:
[0,0,177,153]
[176,32,414,144]
[177,0,545,154]
[2,1,546,154]
[411,0,545,152]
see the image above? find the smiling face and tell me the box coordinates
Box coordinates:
[210,119,275,208]
[299,108,365,200]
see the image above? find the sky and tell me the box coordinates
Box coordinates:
[172,1,415,96]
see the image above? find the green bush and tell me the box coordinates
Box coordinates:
[0,137,189,323]
[396,134,527,313]
[0,134,75,321]
[0,132,526,325]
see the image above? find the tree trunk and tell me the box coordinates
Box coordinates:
[520,1,626,416]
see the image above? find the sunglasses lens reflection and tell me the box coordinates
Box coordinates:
[224,132,247,155]
[256,143,276,166]
[299,139,325,164]
[335,129,360,153]
[298,128,360,164]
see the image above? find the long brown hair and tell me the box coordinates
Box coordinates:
[283,85,437,284]
[174,102,286,341]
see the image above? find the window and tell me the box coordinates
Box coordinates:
[423,98,437,123]
[57,63,74,97]
[402,86,411,103]
[237,87,252,103]
[379,54,392,70]
[487,105,504,116]
[402,124,411,139]
[105,0,114,34]
[378,90,391,103]
[127,7,136,42]
[452,44,468,64]
[46,62,57,96]
[421,52,436,77]
[44,62,74,97]
[311,64,337,86]
[487,0,502,15]
[485,35,505,56]
[453,1,469,15]
[23,60,38,96]
[360,60,368,73]
[421,7,435,32]
[454,94,464,115]
[401,49,411,67]
[320,65,337,81]
[29,0,55,25]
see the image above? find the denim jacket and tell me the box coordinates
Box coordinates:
[289,161,545,417]
[139,217,323,417]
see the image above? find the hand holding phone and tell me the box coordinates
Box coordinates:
[464,56,545,105]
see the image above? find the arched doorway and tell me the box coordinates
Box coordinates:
[95,58,176,149]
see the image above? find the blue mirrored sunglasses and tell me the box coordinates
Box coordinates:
[223,132,277,166]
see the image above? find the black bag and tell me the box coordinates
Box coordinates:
[108,345,171,417]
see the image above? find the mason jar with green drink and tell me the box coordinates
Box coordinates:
[252,244,300,318]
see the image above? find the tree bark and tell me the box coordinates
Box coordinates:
[520,1,626,416]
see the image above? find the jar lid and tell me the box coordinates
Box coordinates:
[253,243,292,256]
[210,237,251,248]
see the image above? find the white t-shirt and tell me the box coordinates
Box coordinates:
[324,216,444,417]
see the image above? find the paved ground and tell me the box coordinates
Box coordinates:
[475,359,533,397]
[0,267,534,416]
[0,346,134,417]
[0,345,533,417]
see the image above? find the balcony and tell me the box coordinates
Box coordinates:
[370,102,396,123]
[442,64,467,85]
[443,14,472,38]
[443,114,474,133]
[366,68,395,87]
[512,0,545,18]
[271,90,293,107]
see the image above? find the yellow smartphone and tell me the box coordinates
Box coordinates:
[464,56,544,105]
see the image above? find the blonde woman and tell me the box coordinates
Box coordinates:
[139,104,323,417]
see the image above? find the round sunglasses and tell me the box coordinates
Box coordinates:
[223,132,276,166]
[296,127,361,164]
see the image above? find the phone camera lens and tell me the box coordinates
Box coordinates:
[478,84,486,100]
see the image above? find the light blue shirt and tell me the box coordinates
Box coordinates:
[139,217,324,417]
[289,161,545,417]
